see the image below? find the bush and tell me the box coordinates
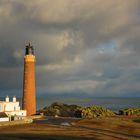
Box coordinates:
[119,108,140,116]
[81,106,115,119]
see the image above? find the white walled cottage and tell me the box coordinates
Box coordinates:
[0,96,26,121]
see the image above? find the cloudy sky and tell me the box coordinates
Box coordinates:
[0,0,140,97]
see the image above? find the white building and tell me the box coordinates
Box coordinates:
[0,96,26,121]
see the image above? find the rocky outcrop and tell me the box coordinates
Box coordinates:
[39,102,115,118]
[81,106,115,118]
[119,108,140,116]
[40,102,81,117]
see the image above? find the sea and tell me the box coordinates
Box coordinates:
[36,96,140,113]
[1,96,140,113]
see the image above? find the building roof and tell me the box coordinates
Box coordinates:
[0,112,8,118]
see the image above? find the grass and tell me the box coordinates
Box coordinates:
[133,118,140,123]
[0,116,140,140]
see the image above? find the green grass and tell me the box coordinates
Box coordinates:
[0,133,96,140]
[133,118,140,123]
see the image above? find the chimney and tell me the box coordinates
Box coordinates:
[13,96,16,102]
[5,96,9,102]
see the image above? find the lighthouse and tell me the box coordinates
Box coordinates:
[22,43,36,116]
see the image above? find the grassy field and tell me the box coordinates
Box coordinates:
[0,116,140,140]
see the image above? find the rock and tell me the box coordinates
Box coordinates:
[61,122,71,126]
[81,106,115,119]
[74,110,82,118]
[39,102,81,117]
[39,102,115,118]
[119,108,140,116]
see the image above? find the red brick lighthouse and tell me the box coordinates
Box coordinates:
[22,43,36,116]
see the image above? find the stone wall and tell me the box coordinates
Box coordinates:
[0,118,33,126]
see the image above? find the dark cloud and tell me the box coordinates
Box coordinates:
[0,0,140,96]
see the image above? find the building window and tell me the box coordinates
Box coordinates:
[4,105,6,111]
